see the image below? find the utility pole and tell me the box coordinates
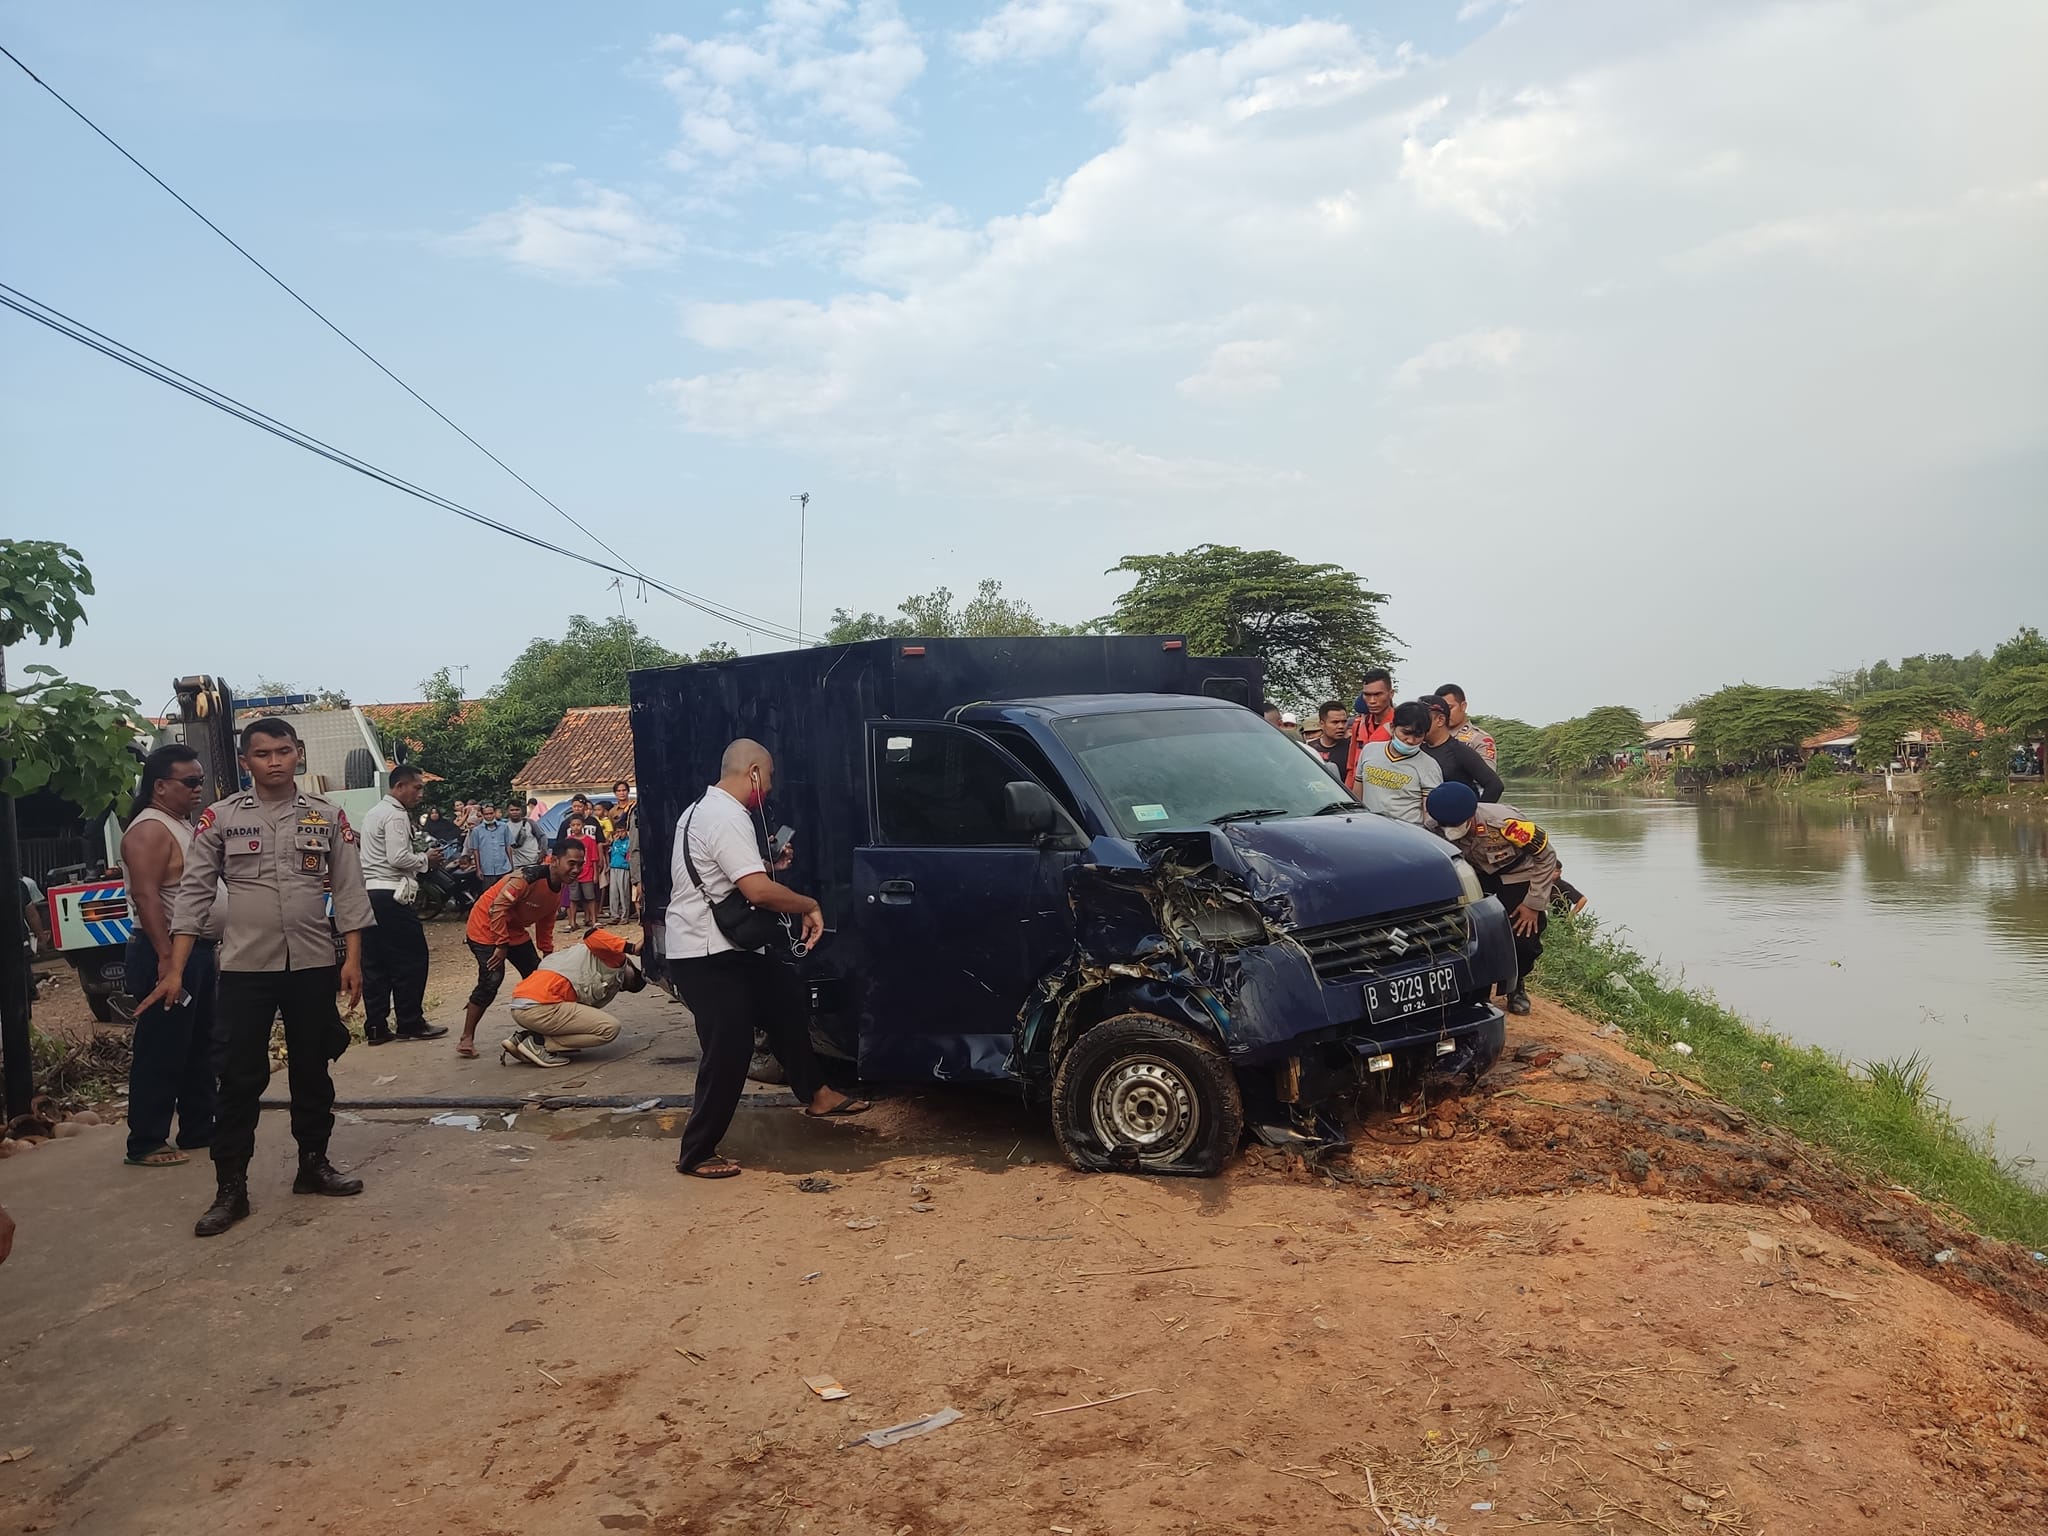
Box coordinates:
[789,492,811,646]
[453,664,470,697]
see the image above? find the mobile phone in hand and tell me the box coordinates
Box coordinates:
[770,825,795,859]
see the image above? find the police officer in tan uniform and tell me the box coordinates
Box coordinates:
[141,716,378,1237]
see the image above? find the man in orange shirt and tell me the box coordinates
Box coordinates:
[457,836,585,1059]
[498,926,645,1067]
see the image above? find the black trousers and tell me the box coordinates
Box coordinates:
[213,967,346,1170]
[362,890,430,1035]
[124,937,222,1159]
[671,951,827,1171]
[466,937,541,1009]
[1484,879,1547,983]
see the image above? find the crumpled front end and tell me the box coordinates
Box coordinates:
[1018,824,1512,1125]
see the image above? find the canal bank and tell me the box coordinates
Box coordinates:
[1510,788,2048,1168]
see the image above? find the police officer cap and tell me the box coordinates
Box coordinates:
[1425,782,1479,827]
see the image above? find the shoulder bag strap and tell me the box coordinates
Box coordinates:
[680,801,708,892]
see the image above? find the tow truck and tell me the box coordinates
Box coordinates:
[42,676,390,1021]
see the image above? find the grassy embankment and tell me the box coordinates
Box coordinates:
[1533,913,2048,1247]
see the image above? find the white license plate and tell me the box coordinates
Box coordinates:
[1363,964,1458,1024]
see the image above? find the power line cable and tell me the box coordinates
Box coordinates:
[0,41,779,634]
[0,281,809,645]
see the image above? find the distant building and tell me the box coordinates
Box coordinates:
[513,704,636,811]
[1640,718,1696,763]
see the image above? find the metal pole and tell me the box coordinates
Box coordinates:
[0,646,36,1118]
[790,492,810,645]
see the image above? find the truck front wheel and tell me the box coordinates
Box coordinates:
[1051,1014,1244,1177]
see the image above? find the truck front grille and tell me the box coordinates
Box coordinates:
[1292,904,1470,982]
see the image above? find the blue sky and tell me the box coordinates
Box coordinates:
[4,0,2044,722]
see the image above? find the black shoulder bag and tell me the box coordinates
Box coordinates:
[681,801,783,951]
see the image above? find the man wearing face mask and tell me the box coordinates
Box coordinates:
[1350,700,1444,824]
[668,738,868,1180]
[1424,782,1558,1016]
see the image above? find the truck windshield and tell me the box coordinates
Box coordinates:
[1051,708,1356,836]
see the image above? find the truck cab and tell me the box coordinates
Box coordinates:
[631,638,1515,1175]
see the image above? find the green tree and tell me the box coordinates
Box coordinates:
[1690,685,1842,767]
[0,541,141,813]
[693,642,741,663]
[1536,706,1644,776]
[1105,545,1397,700]
[1472,715,1543,776]
[1981,626,2048,685]
[823,579,1087,644]
[495,614,685,722]
[1851,686,1970,770]
[1976,664,2048,743]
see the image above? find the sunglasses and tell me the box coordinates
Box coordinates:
[170,774,207,788]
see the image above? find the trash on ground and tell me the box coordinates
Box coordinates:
[428,1113,483,1131]
[843,1407,962,1449]
[1593,1023,1625,1040]
[1602,972,1642,1004]
[673,1347,706,1363]
[909,1202,936,1213]
[612,1099,661,1116]
[1932,1248,1956,1264]
[1030,1388,1159,1417]
[846,1218,878,1230]
[1671,1041,1694,1056]
[796,1176,836,1193]
[374,1075,398,1086]
[802,1271,822,1283]
[0,1447,33,1465]
[804,1373,852,1401]
[1470,1503,1492,1513]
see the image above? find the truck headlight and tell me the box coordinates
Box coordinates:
[1173,898,1267,946]
[1453,857,1484,908]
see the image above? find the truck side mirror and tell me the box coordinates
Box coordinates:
[1003,781,1058,838]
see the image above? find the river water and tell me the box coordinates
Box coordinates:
[1510,788,2048,1164]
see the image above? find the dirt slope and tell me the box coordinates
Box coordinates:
[2,997,2042,1535]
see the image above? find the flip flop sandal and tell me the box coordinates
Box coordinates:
[455,1042,479,1059]
[679,1158,742,1179]
[803,1096,873,1118]
[124,1146,188,1167]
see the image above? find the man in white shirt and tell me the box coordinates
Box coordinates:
[667,738,866,1178]
[358,765,448,1044]
[1351,701,1444,825]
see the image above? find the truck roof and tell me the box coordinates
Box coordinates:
[960,693,1243,721]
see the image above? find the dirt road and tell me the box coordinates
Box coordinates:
[2,977,2043,1534]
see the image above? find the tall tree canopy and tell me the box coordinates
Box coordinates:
[1690,685,1842,766]
[1106,545,1397,701]
[1536,707,1644,775]
[1976,664,2048,742]
[824,579,1087,644]
[1851,686,1970,770]
[1472,715,1543,776]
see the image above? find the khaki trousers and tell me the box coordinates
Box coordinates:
[510,1000,619,1049]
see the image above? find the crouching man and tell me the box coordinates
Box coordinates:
[1423,782,1560,1018]
[500,927,646,1068]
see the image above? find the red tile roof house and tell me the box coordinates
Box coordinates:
[512,705,636,812]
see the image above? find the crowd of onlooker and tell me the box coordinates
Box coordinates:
[420,782,642,929]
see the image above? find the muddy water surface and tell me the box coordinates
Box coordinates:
[1515,788,2048,1160]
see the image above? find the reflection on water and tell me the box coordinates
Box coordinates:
[1514,789,2048,1160]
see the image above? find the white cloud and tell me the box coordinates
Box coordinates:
[458,185,684,281]
[1391,328,1526,390]
[1399,88,1592,232]
[652,0,925,197]
[955,0,1194,73]
[1178,338,1289,401]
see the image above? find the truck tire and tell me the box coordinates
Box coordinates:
[87,989,117,1024]
[1051,1013,1243,1177]
[343,747,378,790]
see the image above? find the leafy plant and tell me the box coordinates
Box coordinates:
[1536,706,1643,776]
[1,540,142,816]
[1862,1051,1934,1107]
[1800,750,1838,780]
[1976,663,2048,742]
[1107,545,1398,701]
[824,578,1089,644]
[1472,715,1543,776]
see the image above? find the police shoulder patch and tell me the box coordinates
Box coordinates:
[1500,818,1537,846]
[194,807,217,837]
[337,808,359,845]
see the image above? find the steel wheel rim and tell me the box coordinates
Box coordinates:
[1091,1053,1200,1162]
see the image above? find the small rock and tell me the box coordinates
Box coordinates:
[908,1183,931,1199]
[1671,1041,1695,1057]
[909,1202,935,1214]
[1552,1054,1592,1082]
[795,1176,836,1194]
[52,1122,84,1139]
[1680,1493,1710,1514]
[1624,1148,1652,1180]
[846,1218,878,1231]
[1932,1249,1956,1265]
[68,1110,102,1126]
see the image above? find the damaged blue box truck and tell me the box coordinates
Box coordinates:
[629,637,1516,1176]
